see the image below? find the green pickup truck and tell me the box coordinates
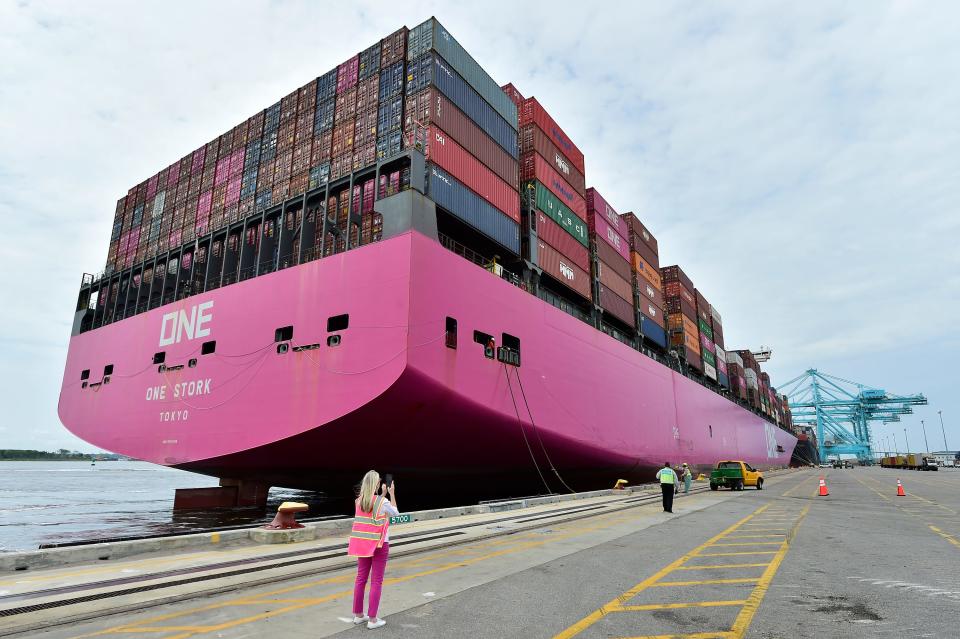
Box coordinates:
[709,460,764,491]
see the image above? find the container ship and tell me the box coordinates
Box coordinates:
[59,18,799,509]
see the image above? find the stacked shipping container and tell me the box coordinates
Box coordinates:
[661,265,701,371]
[694,289,717,381]
[506,84,591,302]
[587,189,633,326]
[623,212,666,348]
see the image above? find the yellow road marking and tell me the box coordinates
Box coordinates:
[110,627,212,633]
[598,630,734,638]
[653,578,761,587]
[708,542,785,547]
[728,506,809,637]
[675,563,770,570]
[724,534,785,539]
[929,525,960,548]
[618,599,748,611]
[696,551,779,557]
[552,505,774,639]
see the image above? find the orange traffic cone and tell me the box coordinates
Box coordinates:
[818,477,829,497]
[896,479,905,497]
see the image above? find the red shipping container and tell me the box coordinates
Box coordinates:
[214,156,231,187]
[501,82,525,109]
[664,281,695,308]
[167,162,180,190]
[520,153,586,220]
[594,239,631,281]
[380,27,408,66]
[685,347,703,371]
[337,54,359,93]
[585,188,628,242]
[537,239,591,301]
[519,97,584,174]
[638,298,665,328]
[694,289,711,325]
[623,211,658,256]
[535,211,589,272]
[636,277,665,308]
[661,265,694,293]
[407,88,519,189]
[665,295,696,320]
[599,285,635,327]
[630,230,659,270]
[426,125,520,222]
[597,260,633,302]
[589,209,630,262]
[519,125,585,195]
[146,174,159,200]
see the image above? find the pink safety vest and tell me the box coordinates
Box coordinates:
[347,495,389,557]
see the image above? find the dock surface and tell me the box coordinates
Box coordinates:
[3,467,959,638]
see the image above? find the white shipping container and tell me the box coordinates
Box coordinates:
[714,344,726,362]
[709,304,722,324]
[726,351,744,367]
[703,362,718,381]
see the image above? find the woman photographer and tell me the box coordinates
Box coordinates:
[347,470,399,630]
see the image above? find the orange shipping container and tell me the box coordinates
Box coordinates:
[632,251,661,290]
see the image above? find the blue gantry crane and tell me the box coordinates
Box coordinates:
[778,369,927,463]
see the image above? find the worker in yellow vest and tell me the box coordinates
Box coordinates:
[656,462,678,513]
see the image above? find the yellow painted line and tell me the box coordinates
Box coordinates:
[729,505,809,638]
[724,534,786,539]
[696,551,779,557]
[929,525,960,548]
[708,542,785,547]
[109,628,213,633]
[610,632,734,639]
[552,504,771,639]
[77,507,645,639]
[675,563,769,570]
[617,599,748,611]
[653,578,761,587]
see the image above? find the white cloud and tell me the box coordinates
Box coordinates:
[1,1,957,451]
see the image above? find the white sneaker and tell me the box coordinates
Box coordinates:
[353,615,369,624]
[367,618,386,629]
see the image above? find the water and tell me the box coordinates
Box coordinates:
[0,461,329,552]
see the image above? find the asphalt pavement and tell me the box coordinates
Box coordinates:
[21,467,960,639]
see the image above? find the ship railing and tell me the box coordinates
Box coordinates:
[438,233,525,291]
[257,259,277,275]
[238,265,258,282]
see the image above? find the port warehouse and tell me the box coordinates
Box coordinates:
[75,16,795,437]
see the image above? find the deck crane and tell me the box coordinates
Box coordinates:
[751,346,772,363]
[777,369,927,463]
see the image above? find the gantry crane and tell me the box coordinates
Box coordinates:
[777,369,927,462]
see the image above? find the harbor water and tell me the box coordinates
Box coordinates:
[0,461,325,552]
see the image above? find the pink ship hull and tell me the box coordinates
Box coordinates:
[59,231,796,504]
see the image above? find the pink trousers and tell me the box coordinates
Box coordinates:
[353,543,390,617]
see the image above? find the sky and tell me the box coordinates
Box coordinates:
[1,1,958,455]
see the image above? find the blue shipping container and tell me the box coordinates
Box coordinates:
[406,17,518,130]
[316,69,337,103]
[427,164,520,255]
[407,53,517,159]
[640,315,667,349]
[314,99,335,135]
[718,372,730,389]
[379,61,405,102]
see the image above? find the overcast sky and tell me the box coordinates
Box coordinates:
[1,1,958,455]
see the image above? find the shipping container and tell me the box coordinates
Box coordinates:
[599,285,635,327]
[522,181,587,248]
[379,61,405,102]
[337,55,360,93]
[520,153,586,219]
[407,53,518,158]
[425,125,519,222]
[640,314,667,347]
[636,277,665,308]
[407,18,518,130]
[500,82,525,108]
[533,210,590,271]
[585,188,628,242]
[519,97,584,174]
[638,298,665,328]
[664,280,695,308]
[597,260,633,302]
[630,228,659,270]
[703,362,718,381]
[665,294,696,320]
[631,252,662,290]
[426,164,520,254]
[714,345,728,376]
[520,125,586,194]
[381,27,408,66]
[660,265,694,294]
[405,88,518,188]
[594,239,631,281]
[694,289,711,325]
[725,350,744,368]
[536,238,592,301]
[589,209,631,262]
[622,211,659,256]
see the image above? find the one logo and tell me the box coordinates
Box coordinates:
[554,154,570,175]
[604,205,621,228]
[606,228,621,250]
[432,167,451,186]
[159,301,213,347]
[559,261,575,281]
[646,285,655,298]
[765,423,779,458]
[435,132,445,145]
[642,230,650,241]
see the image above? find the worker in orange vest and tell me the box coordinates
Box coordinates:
[348,471,399,629]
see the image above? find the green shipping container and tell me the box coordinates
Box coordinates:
[407,18,518,130]
[525,180,588,248]
[698,317,713,339]
[702,350,716,366]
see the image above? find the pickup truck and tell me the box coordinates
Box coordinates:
[710,461,764,491]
